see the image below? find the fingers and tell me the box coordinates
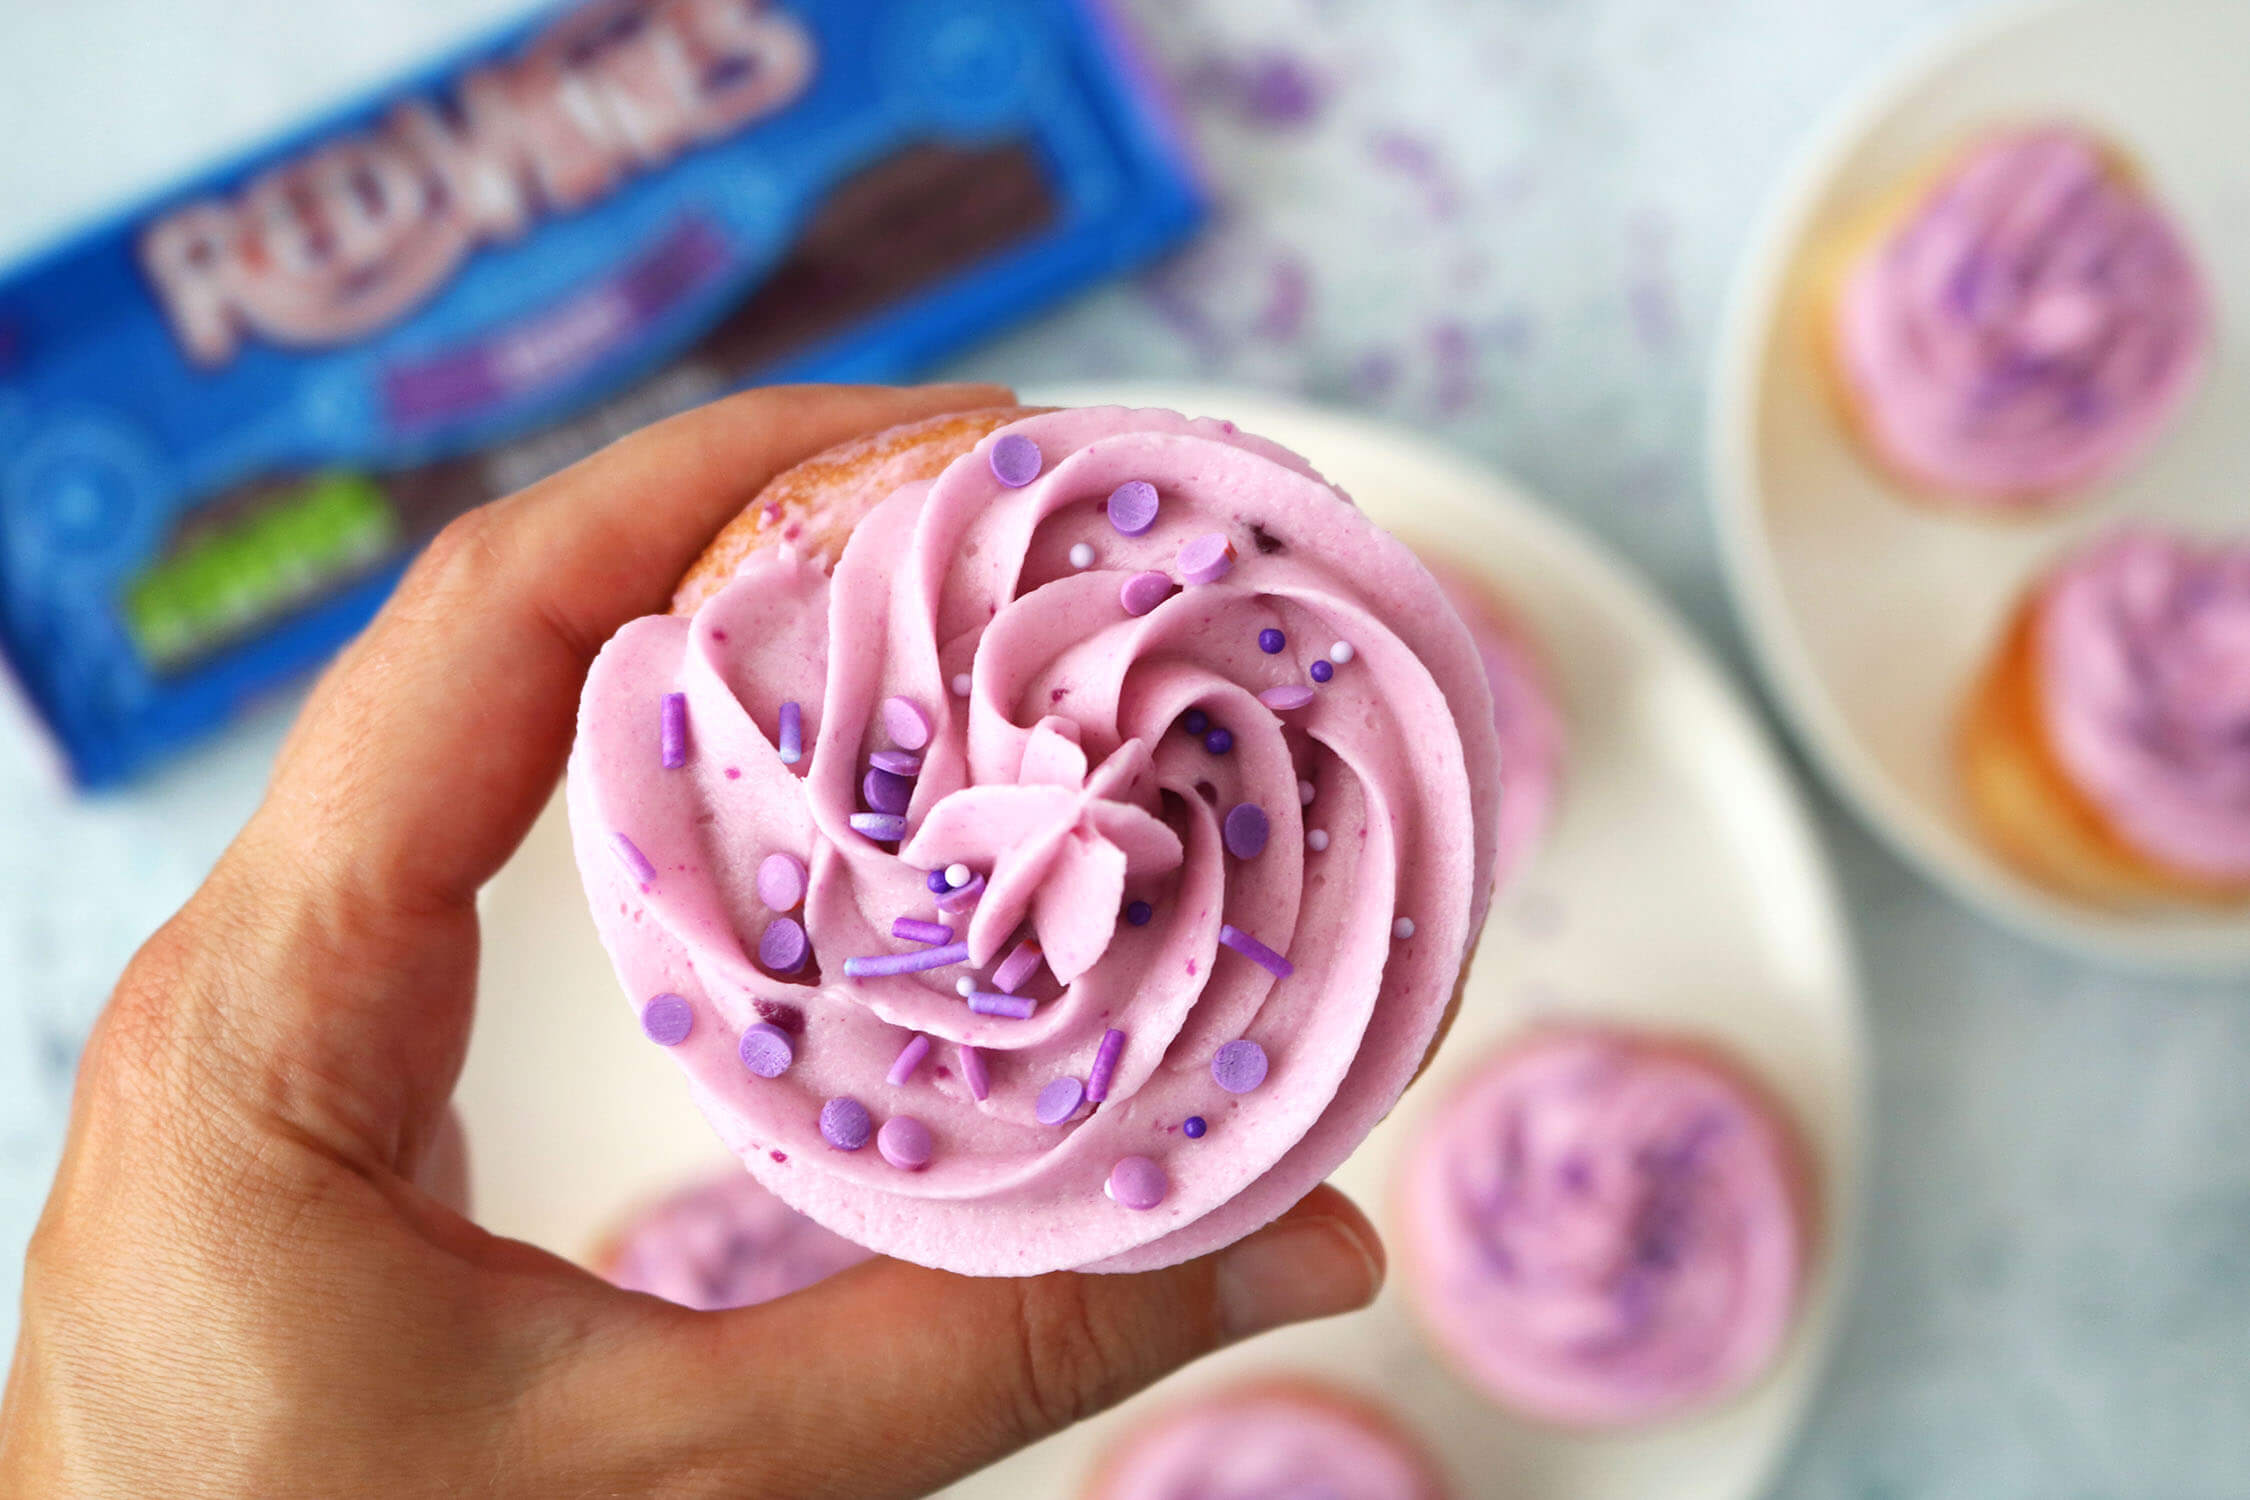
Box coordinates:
[596,1186,1385,1500]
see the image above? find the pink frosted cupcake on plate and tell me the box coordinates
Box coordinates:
[593,1168,873,1312]
[1084,1380,1449,1500]
[1397,1027,1812,1428]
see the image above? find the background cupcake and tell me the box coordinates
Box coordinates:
[593,1168,873,1312]
[1083,1379,1450,1500]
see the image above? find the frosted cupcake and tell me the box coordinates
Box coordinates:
[1826,125,2209,513]
[1084,1380,1449,1500]
[593,1168,874,1311]
[1397,1028,1811,1427]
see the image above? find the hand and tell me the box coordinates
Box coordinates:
[0,385,1385,1499]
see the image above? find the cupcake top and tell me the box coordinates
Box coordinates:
[1398,1029,1807,1427]
[570,407,1502,1275]
[602,1169,873,1311]
[2034,528,2250,883]
[1834,126,2209,506]
[1088,1384,1447,1500]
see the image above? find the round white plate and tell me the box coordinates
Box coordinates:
[460,384,1866,1500]
[1710,0,2250,974]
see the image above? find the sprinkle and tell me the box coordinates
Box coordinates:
[945,862,973,888]
[951,672,973,697]
[993,939,1045,993]
[1183,708,1210,735]
[1306,828,1330,852]
[844,942,970,978]
[1212,1038,1270,1094]
[1178,532,1236,584]
[968,990,1036,1019]
[850,813,909,842]
[1329,641,1355,665]
[934,874,985,912]
[878,1115,933,1169]
[1036,1076,1086,1124]
[1393,916,1416,940]
[820,1097,873,1151]
[608,832,657,886]
[758,917,809,975]
[1258,628,1286,654]
[1120,570,1175,616]
[892,917,954,945]
[883,696,931,751]
[887,1033,932,1085]
[955,976,977,997]
[739,1021,795,1077]
[1309,659,1334,683]
[1259,685,1315,712]
[1204,728,1234,755]
[1124,900,1154,927]
[778,701,803,763]
[1223,804,1271,859]
[1299,779,1316,805]
[870,748,923,775]
[863,767,914,815]
[1107,479,1159,535]
[1183,1115,1208,1139]
[758,852,807,911]
[1086,1028,1127,1101]
[990,433,1042,487]
[1108,1156,1169,1210]
[660,692,688,768]
[640,994,694,1046]
[926,869,952,894]
[1069,542,1097,569]
[960,1044,990,1100]
[1218,924,1293,979]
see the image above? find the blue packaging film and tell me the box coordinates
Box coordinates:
[0,0,1203,786]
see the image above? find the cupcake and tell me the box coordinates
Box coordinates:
[1421,558,1564,890]
[1825,125,2209,513]
[569,405,1505,1275]
[1084,1380,1449,1500]
[1961,527,2250,906]
[593,1168,873,1312]
[1396,1027,1811,1428]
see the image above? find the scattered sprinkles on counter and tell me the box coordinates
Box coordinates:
[1124,899,1154,927]
[758,917,809,975]
[1212,1039,1270,1094]
[1107,479,1159,535]
[738,1021,794,1078]
[843,943,970,978]
[608,832,657,886]
[968,991,1036,1019]
[1108,1155,1169,1210]
[1120,571,1175,616]
[1087,1028,1127,1101]
[820,1097,873,1151]
[640,993,694,1046]
[959,1043,990,1101]
[1309,658,1334,683]
[877,1116,932,1170]
[1204,728,1234,755]
[892,917,954,945]
[1218,924,1294,979]
[993,938,1045,993]
[1393,917,1416,940]
[1307,828,1330,852]
[1223,803,1271,859]
[1037,1076,1086,1125]
[1069,542,1097,569]
[1258,685,1314,711]
[887,1033,932,1085]
[1178,532,1236,584]
[660,692,687,769]
[1258,628,1286,653]
[758,852,807,911]
[849,812,908,842]
[989,433,1042,487]
[777,700,803,763]
[882,695,931,751]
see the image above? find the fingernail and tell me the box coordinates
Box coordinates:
[1215,1214,1386,1340]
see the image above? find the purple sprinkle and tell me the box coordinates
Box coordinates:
[869,748,923,775]
[757,852,807,912]
[1258,628,1286,654]
[738,1021,794,1078]
[1218,924,1293,979]
[849,812,909,842]
[660,692,688,769]
[887,1033,932,1085]
[1204,728,1234,755]
[640,993,693,1046]
[1212,1038,1270,1094]
[1125,899,1154,926]
[934,873,985,912]
[1107,479,1160,535]
[820,1096,873,1151]
[1310,659,1334,683]
[844,942,970,978]
[1184,708,1210,735]
[777,700,803,764]
[878,1115,932,1170]
[1120,570,1176,616]
[1182,1115,1208,1139]
[926,868,952,894]
[990,432,1042,487]
[1223,803,1271,859]
[1036,1075,1086,1125]
[967,990,1036,1019]
[960,1044,990,1101]
[863,767,914,815]
[758,917,809,975]
[1177,532,1237,584]
[1109,1156,1169,1210]
[882,696,931,751]
[993,938,1044,994]
[1086,1028,1127,1102]
[1259,685,1315,712]
[608,832,657,886]
[892,917,955,945]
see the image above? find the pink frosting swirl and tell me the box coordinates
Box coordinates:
[603,1170,872,1311]
[2034,528,2250,883]
[569,408,1501,1275]
[1835,127,2209,506]
[1090,1387,1446,1500]
[1398,1031,1805,1427]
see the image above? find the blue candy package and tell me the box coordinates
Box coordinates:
[0,0,1202,786]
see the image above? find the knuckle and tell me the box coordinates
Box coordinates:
[404,503,509,607]
[1007,1275,1128,1439]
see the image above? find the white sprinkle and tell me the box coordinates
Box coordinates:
[1298,779,1316,806]
[945,863,973,889]
[1069,542,1096,569]
[955,976,977,997]
[951,673,973,697]
[1328,641,1355,665]
[1307,829,1330,852]
[1392,916,1415,940]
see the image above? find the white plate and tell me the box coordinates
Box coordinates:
[1710,0,2250,974]
[461,384,1866,1500]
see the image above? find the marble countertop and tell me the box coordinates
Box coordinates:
[2,1,2245,1494]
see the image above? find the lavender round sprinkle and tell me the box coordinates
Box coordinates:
[1212,1038,1270,1094]
[1223,803,1271,859]
[877,1115,932,1170]
[608,832,657,886]
[882,696,931,751]
[1203,728,1234,755]
[1108,1156,1168,1210]
[1309,658,1334,684]
[849,812,909,842]
[1086,1028,1127,1102]
[891,917,955,945]
[1217,923,1294,979]
[1393,916,1416,940]
[863,767,914,815]
[1177,532,1236,585]
[926,868,952,894]
[1299,779,1317,805]
[1107,479,1159,535]
[1183,708,1210,735]
[1036,1076,1085,1125]
[640,994,693,1047]
[1182,1115,1208,1139]
[1258,627,1286,654]
[843,942,969,978]
[1119,570,1175,617]
[757,917,809,975]
[967,990,1036,1019]
[869,748,922,776]
[951,671,973,697]
[959,1043,990,1101]
[887,1033,932,1086]
[989,432,1042,487]
[777,700,803,764]
[660,691,688,769]
[1258,684,1315,712]
[757,852,807,912]
[1307,828,1330,852]
[739,1021,794,1078]
[934,873,985,912]
[819,1096,872,1151]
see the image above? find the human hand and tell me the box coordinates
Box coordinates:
[0,384,1385,1499]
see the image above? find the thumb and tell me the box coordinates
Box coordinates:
[601,1185,1383,1499]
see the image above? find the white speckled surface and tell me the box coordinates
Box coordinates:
[2,1,2247,1494]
